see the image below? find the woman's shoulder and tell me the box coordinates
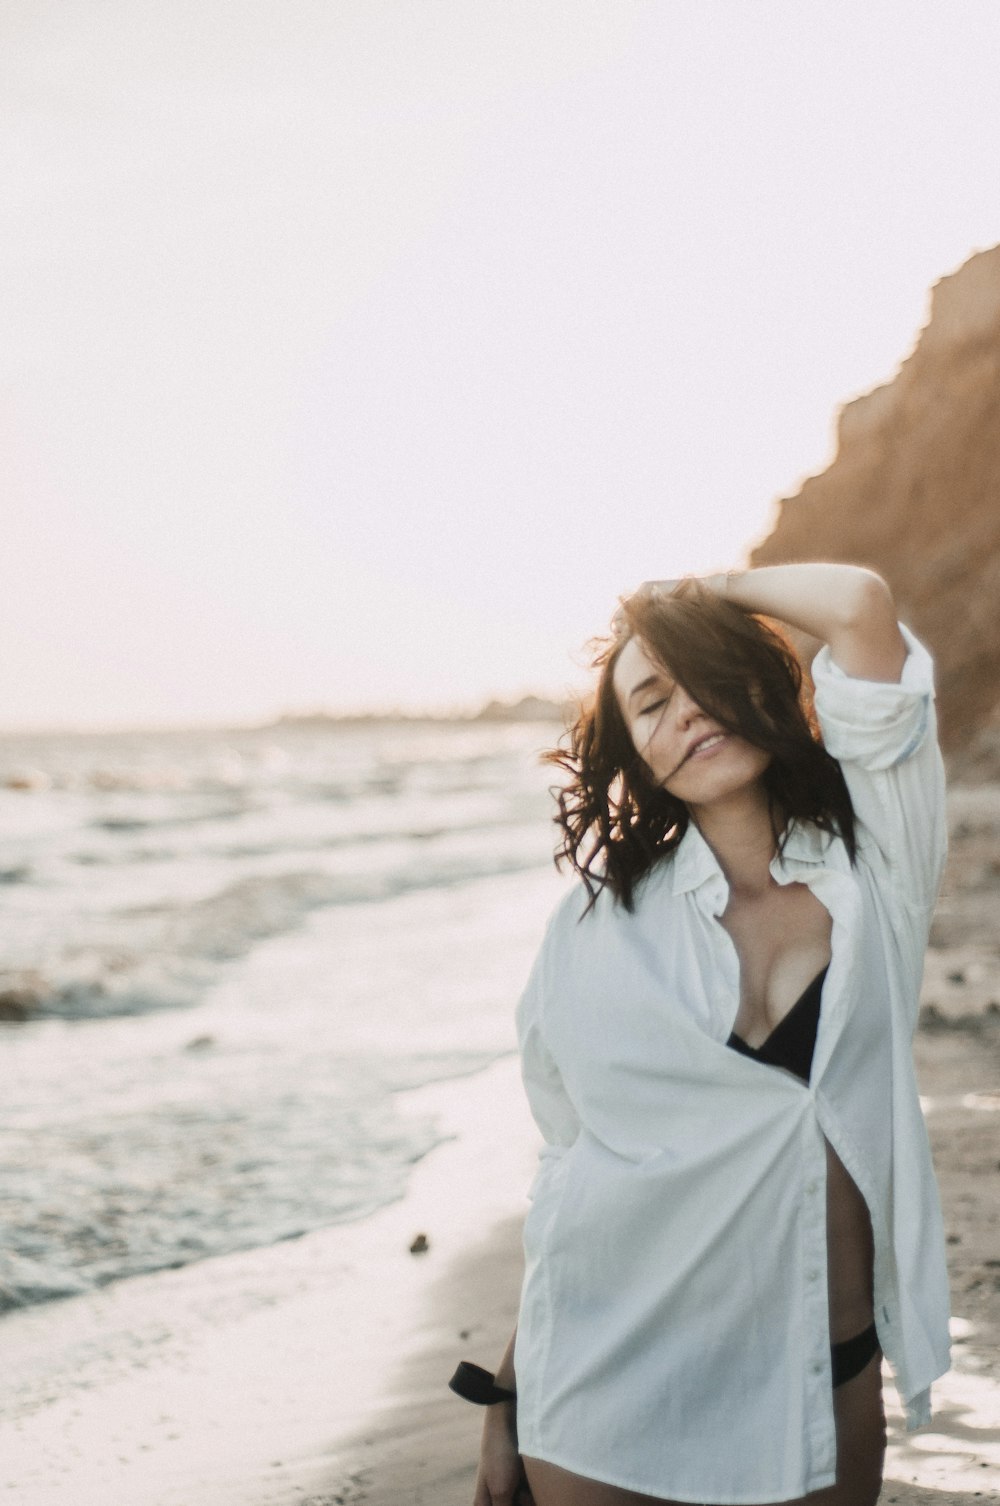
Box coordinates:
[546,851,677,941]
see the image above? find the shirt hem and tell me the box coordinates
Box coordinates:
[517,1440,837,1504]
[900,1362,950,1430]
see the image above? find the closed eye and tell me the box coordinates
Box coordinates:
[640,696,670,716]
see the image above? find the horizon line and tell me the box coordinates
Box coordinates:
[0,688,582,739]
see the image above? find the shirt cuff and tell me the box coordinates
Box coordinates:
[811,623,936,772]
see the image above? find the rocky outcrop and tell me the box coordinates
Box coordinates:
[472,694,569,723]
[267,694,569,728]
[750,245,1000,766]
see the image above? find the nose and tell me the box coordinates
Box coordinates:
[672,683,703,725]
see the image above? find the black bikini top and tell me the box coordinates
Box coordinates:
[726,964,829,1084]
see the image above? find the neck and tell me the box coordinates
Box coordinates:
[688,784,782,899]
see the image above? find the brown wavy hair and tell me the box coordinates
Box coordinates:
[543,578,857,915]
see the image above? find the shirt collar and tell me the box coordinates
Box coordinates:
[669,816,839,897]
[669,820,722,896]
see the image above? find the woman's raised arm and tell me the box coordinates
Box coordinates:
[659,564,908,684]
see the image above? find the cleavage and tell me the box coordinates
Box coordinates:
[720,882,833,1047]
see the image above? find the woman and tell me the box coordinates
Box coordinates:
[468,563,950,1506]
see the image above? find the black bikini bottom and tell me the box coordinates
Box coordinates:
[448,1323,882,1411]
[831,1322,880,1387]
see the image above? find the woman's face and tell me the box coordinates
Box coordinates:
[612,635,771,808]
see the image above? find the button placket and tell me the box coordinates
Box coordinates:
[800,1116,835,1476]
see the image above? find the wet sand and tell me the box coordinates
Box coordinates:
[1,785,999,1505]
[0,1056,541,1506]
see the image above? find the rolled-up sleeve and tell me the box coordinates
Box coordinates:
[811,623,947,917]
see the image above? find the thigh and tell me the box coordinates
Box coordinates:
[778,1347,886,1506]
[522,1456,693,1506]
[521,1351,886,1506]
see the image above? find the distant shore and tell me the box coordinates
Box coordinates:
[0,693,574,741]
[261,693,573,729]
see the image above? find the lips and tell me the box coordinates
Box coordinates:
[684,731,728,761]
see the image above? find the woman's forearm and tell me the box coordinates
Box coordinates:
[494,1326,517,1391]
[709,563,884,642]
[705,563,907,682]
[483,1327,518,1439]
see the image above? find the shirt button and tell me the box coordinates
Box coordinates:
[807,1268,820,1282]
[806,1180,819,1195]
[811,1361,824,1376]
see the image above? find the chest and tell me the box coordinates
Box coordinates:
[718,881,833,1043]
[545,857,895,1070]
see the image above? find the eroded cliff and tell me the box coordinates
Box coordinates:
[750,245,1000,768]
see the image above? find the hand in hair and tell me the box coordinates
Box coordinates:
[612,577,686,634]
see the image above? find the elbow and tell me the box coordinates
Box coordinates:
[839,569,896,632]
[826,568,907,681]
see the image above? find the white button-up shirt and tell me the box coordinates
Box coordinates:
[514,624,950,1504]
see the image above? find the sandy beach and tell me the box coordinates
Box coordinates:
[2,785,999,1506]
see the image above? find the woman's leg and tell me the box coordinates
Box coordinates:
[780,1345,887,1506]
[521,1455,696,1506]
[521,1348,886,1506]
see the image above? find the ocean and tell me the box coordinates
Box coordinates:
[0,719,571,1312]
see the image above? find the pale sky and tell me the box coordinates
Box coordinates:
[3,1,1000,731]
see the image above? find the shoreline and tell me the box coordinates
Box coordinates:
[0,1055,539,1506]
